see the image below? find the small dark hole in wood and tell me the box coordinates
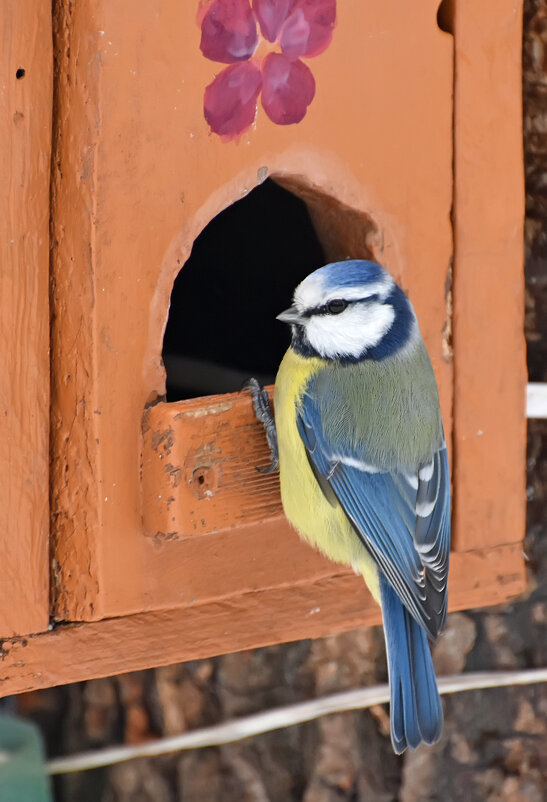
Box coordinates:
[16,68,25,79]
[197,474,205,485]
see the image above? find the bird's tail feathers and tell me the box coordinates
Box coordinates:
[379,575,443,753]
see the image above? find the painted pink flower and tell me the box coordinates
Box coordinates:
[200,0,336,140]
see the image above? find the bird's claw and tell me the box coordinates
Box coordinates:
[243,378,279,473]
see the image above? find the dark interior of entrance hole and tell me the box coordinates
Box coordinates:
[163,179,326,400]
[162,177,379,400]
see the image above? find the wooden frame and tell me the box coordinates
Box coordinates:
[0,0,526,696]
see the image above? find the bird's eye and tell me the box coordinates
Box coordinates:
[326,299,348,315]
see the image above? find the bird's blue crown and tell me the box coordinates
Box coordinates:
[318,259,388,291]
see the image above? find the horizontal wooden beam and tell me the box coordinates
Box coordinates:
[0,543,525,698]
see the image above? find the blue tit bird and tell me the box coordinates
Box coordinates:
[248,259,450,754]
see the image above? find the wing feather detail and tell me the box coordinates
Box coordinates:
[297,393,450,639]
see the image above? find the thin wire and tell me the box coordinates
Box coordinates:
[46,667,547,776]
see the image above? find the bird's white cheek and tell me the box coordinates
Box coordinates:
[305,304,395,359]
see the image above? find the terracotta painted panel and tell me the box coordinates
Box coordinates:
[0,543,525,698]
[51,0,454,620]
[0,3,52,637]
[451,0,527,552]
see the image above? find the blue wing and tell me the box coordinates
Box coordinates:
[297,393,450,639]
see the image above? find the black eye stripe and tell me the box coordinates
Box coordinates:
[302,294,379,317]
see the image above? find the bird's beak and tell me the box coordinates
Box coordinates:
[276,306,302,324]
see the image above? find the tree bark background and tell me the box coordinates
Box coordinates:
[15,2,547,799]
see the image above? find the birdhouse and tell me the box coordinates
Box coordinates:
[0,0,526,693]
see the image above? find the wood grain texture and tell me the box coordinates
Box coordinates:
[0,2,52,637]
[0,543,526,698]
[452,0,527,551]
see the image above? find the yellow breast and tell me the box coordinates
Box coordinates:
[274,348,380,601]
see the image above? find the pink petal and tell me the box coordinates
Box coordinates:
[280,0,336,60]
[200,0,258,64]
[252,0,296,42]
[261,53,315,125]
[204,62,262,138]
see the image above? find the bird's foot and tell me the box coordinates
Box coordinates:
[243,378,279,473]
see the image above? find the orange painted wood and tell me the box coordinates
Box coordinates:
[50,0,454,621]
[0,544,525,699]
[0,2,52,637]
[451,0,526,552]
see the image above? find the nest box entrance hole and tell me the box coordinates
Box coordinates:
[162,177,379,401]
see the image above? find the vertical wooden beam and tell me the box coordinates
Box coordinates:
[452,0,526,551]
[49,0,103,621]
[0,2,52,636]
